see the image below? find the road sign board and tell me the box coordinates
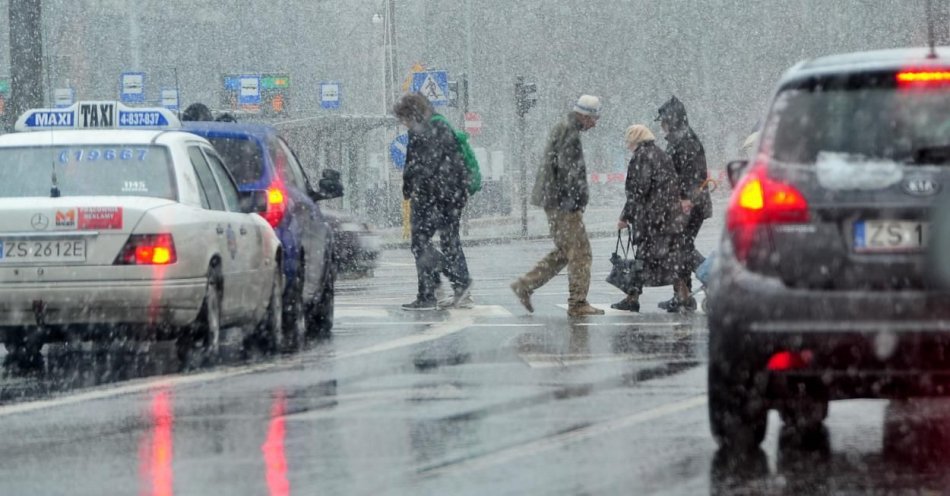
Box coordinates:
[120,72,146,103]
[238,75,261,105]
[411,70,449,106]
[464,112,482,137]
[54,88,74,108]
[320,82,341,110]
[390,133,409,170]
[161,89,179,110]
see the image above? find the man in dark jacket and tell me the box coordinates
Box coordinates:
[395,93,472,311]
[510,95,605,317]
[656,96,712,312]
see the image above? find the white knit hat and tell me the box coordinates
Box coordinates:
[573,95,602,117]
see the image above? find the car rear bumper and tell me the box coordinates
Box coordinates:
[0,278,206,328]
[709,257,950,400]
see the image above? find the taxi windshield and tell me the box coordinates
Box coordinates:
[0,145,176,199]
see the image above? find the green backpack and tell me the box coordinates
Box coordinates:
[431,114,482,195]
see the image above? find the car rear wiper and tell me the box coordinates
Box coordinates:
[912,145,950,165]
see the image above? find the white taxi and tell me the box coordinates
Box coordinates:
[0,101,283,369]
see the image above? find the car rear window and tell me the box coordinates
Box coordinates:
[767,78,950,165]
[207,137,264,186]
[0,145,175,199]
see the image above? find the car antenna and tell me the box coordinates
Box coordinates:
[927,0,939,59]
[44,55,60,198]
[174,67,182,121]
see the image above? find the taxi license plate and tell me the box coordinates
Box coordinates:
[853,220,928,253]
[0,239,87,263]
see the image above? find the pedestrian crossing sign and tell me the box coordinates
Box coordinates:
[410,70,449,106]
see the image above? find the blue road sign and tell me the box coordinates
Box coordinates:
[119,72,146,104]
[320,82,341,110]
[410,70,449,106]
[390,133,408,170]
[238,75,261,105]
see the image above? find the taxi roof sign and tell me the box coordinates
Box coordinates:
[15,101,181,132]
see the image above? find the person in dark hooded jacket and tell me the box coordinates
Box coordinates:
[656,96,712,312]
[611,124,679,312]
[394,93,472,311]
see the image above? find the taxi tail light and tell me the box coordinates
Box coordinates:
[897,70,950,88]
[263,182,287,228]
[726,163,809,261]
[767,350,814,371]
[115,234,177,265]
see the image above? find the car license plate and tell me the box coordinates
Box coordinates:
[0,239,87,263]
[853,220,928,253]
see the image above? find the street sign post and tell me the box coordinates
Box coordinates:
[464,112,482,137]
[53,88,74,108]
[119,72,146,104]
[410,70,449,107]
[161,89,179,111]
[320,82,341,110]
[390,133,408,170]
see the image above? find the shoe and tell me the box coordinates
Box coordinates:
[664,296,697,314]
[439,282,474,309]
[402,299,438,311]
[510,281,534,313]
[610,299,640,312]
[658,297,675,311]
[567,303,605,317]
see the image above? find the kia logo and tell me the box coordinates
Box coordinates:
[902,177,940,196]
[30,213,49,231]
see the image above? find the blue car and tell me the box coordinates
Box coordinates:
[184,122,341,350]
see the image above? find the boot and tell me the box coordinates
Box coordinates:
[567,302,605,317]
[510,280,534,313]
[665,280,697,314]
[610,293,640,312]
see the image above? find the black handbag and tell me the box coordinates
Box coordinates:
[606,229,644,295]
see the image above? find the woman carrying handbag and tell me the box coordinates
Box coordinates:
[610,124,681,312]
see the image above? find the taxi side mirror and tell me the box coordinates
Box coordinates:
[309,169,344,201]
[239,190,268,214]
[726,160,750,188]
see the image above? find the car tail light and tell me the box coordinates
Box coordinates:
[897,70,950,88]
[115,234,177,265]
[726,164,809,261]
[767,350,813,371]
[262,182,288,228]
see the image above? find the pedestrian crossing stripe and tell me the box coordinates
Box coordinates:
[334,305,514,319]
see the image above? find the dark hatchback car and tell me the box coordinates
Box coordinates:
[184,122,342,349]
[321,207,380,277]
[707,47,950,448]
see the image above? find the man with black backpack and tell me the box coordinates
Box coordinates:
[394,93,475,310]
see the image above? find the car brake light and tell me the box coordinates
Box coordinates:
[726,164,809,261]
[897,70,950,88]
[263,182,287,228]
[115,234,177,265]
[767,350,813,371]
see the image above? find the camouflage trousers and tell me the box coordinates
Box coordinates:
[519,209,592,307]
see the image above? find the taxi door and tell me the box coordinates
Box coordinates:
[187,146,249,323]
[202,147,267,320]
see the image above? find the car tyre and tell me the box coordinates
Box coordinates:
[708,325,768,450]
[253,264,284,354]
[177,265,223,370]
[306,262,335,339]
[281,261,307,353]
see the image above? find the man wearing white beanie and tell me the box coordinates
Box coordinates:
[510,94,605,317]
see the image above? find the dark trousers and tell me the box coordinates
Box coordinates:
[675,209,705,291]
[411,207,471,302]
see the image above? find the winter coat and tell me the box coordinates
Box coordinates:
[620,141,678,287]
[531,112,589,212]
[402,115,469,223]
[666,125,712,220]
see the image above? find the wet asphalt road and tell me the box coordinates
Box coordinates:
[0,213,949,495]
